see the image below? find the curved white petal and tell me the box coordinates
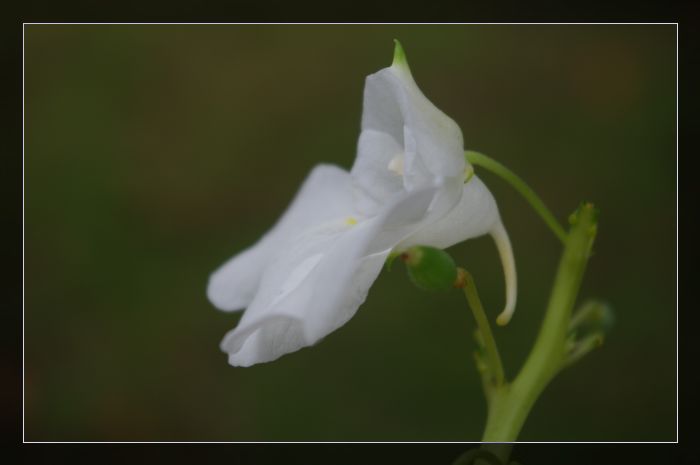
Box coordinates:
[207,164,354,311]
[352,62,465,196]
[491,220,517,326]
[396,176,499,250]
[367,183,444,254]
[351,129,406,216]
[220,185,446,366]
[222,251,389,367]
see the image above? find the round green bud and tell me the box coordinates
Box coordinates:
[570,300,615,336]
[401,246,458,292]
[584,303,615,334]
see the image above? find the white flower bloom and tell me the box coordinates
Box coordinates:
[207,41,517,367]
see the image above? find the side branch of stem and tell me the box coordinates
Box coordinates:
[458,268,505,389]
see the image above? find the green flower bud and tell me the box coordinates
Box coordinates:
[401,246,458,292]
[563,300,613,368]
[569,300,615,337]
[569,201,600,226]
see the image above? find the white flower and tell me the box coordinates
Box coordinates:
[207,41,516,367]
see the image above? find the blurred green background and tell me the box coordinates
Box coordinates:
[24,25,676,441]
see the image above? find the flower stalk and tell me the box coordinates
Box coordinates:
[465,150,567,244]
[456,268,505,389]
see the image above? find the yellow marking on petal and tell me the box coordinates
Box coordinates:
[345,216,358,226]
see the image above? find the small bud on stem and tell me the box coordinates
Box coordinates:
[401,246,458,292]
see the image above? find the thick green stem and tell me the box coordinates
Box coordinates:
[480,203,597,441]
[465,150,567,243]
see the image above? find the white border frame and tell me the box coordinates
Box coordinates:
[22,22,680,445]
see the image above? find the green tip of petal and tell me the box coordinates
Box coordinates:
[392,39,411,71]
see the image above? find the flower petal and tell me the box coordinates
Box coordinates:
[396,176,499,250]
[351,129,406,216]
[220,219,388,366]
[353,57,465,194]
[368,181,455,254]
[207,164,354,311]
[220,184,445,366]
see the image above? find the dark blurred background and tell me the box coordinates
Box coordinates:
[24,24,676,441]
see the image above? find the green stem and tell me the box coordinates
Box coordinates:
[465,150,567,244]
[453,444,513,465]
[481,444,512,464]
[459,269,505,387]
[480,203,597,441]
